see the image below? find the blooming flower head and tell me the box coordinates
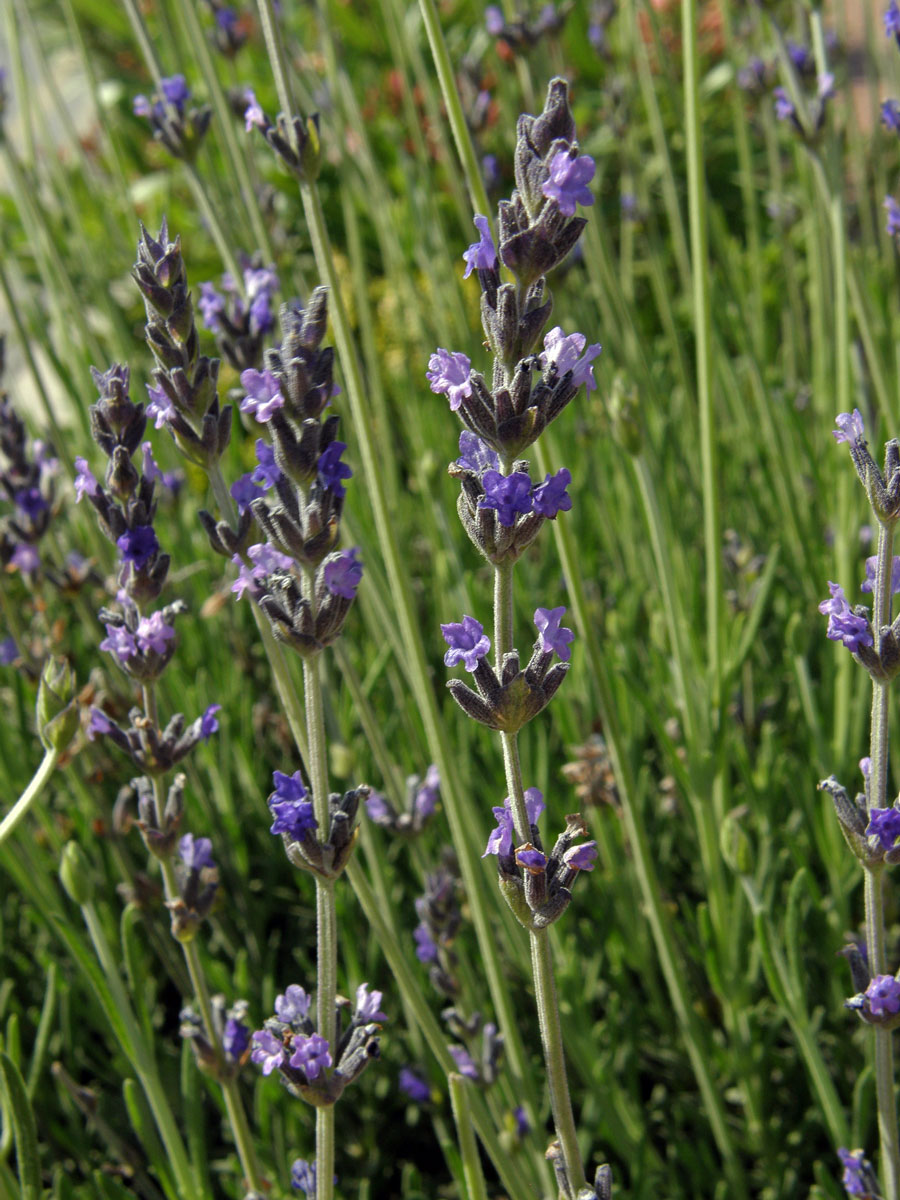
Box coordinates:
[87,708,113,740]
[99,624,137,661]
[251,1029,285,1075]
[179,833,216,872]
[540,327,602,393]
[563,841,598,871]
[354,983,387,1023]
[866,973,900,1016]
[818,582,873,652]
[15,488,47,518]
[134,74,190,121]
[399,1067,430,1103]
[268,770,316,839]
[414,765,440,819]
[886,196,900,237]
[462,214,497,278]
[74,457,99,502]
[239,369,285,422]
[11,544,40,573]
[289,1032,332,1079]
[866,807,900,851]
[275,984,312,1024]
[414,922,439,962]
[323,547,363,599]
[456,431,499,475]
[426,349,472,411]
[243,87,267,132]
[485,5,504,34]
[291,1159,316,1196]
[861,556,900,594]
[534,606,575,660]
[231,473,266,514]
[135,612,175,655]
[833,409,865,446]
[199,704,221,740]
[116,525,159,567]
[0,637,18,666]
[441,615,490,671]
[839,1148,873,1197]
[542,150,595,217]
[253,439,282,488]
[483,789,545,857]
[773,87,795,123]
[887,1,900,42]
[479,470,533,526]
[317,441,353,498]
[532,468,572,518]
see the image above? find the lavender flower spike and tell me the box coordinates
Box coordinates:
[534,606,575,661]
[818,582,873,652]
[832,409,865,447]
[291,1159,317,1196]
[484,789,546,856]
[441,615,490,671]
[887,0,900,43]
[426,349,472,411]
[463,215,498,278]
[542,150,596,217]
[838,1148,871,1197]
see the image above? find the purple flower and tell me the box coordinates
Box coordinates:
[134,612,175,655]
[243,87,267,132]
[275,984,312,1024]
[861,556,900,594]
[483,789,545,857]
[198,282,226,332]
[288,1032,332,1079]
[541,150,595,217]
[462,214,498,278]
[179,833,216,871]
[426,349,472,411]
[399,1067,430,1103]
[87,708,113,740]
[479,470,533,526]
[886,196,900,237]
[883,99,900,134]
[199,704,221,740]
[251,1029,285,1075]
[239,369,285,422]
[317,441,353,497]
[140,443,162,484]
[354,983,387,1023]
[866,974,900,1015]
[867,807,900,850]
[0,637,18,666]
[534,606,575,661]
[15,488,47,518]
[250,542,293,574]
[786,40,812,73]
[532,468,572,518]
[413,922,439,963]
[253,439,282,488]
[223,1017,250,1062]
[563,841,598,871]
[146,384,176,428]
[161,74,190,110]
[268,770,317,839]
[888,0,900,40]
[773,88,795,122]
[514,1106,530,1137]
[323,547,363,599]
[833,409,865,446]
[291,1160,316,1196]
[448,1045,479,1080]
[516,847,547,871]
[365,791,392,823]
[99,624,137,660]
[456,431,499,474]
[231,473,266,514]
[414,765,440,819]
[441,615,490,671]
[11,544,39,573]
[861,757,872,780]
[818,582,873,652]
[485,5,504,34]
[540,327,602,392]
[116,525,159,567]
[838,1148,870,1197]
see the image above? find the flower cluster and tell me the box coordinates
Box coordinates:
[242,88,321,182]
[180,994,251,1081]
[164,832,220,942]
[366,764,440,836]
[133,74,211,161]
[87,702,221,776]
[204,1,248,57]
[772,68,835,141]
[442,1008,504,1087]
[215,290,362,658]
[197,257,279,371]
[251,982,385,1106]
[263,767,366,880]
[413,862,462,997]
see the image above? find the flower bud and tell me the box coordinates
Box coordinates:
[36,656,79,753]
[60,841,93,905]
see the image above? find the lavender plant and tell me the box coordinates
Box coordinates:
[430,78,606,1199]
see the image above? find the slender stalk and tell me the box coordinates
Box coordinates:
[866,522,900,1200]
[448,1075,489,1200]
[182,162,244,289]
[0,747,60,848]
[682,0,721,699]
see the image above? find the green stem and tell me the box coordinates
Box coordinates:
[493,559,514,675]
[254,0,295,121]
[0,747,60,848]
[416,0,490,217]
[448,1075,489,1200]
[682,0,721,699]
[182,162,244,289]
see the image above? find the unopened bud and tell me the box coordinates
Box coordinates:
[60,841,93,905]
[37,657,79,753]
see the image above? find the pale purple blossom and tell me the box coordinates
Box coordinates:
[179,833,215,871]
[832,410,865,446]
[534,606,575,660]
[243,87,267,132]
[861,556,900,594]
[275,985,312,1024]
[231,473,266,513]
[483,789,545,857]
[532,468,572,517]
[253,439,282,487]
[239,369,285,422]
[87,708,114,740]
[99,624,137,660]
[818,582,873,652]
[563,841,598,871]
[541,151,595,216]
[456,431,499,474]
[251,1029,285,1075]
[146,384,176,428]
[773,87,795,122]
[462,214,497,278]
[540,327,602,392]
[399,1068,430,1102]
[838,1148,870,1198]
[426,349,472,411]
[354,983,387,1023]
[323,547,363,599]
[883,99,900,134]
[291,1160,316,1196]
[288,1032,332,1079]
[441,615,490,671]
[11,544,39,573]
[479,471,533,526]
[414,923,439,962]
[866,974,900,1016]
[74,458,100,502]
[199,704,221,739]
[414,765,440,819]
[448,1045,479,1079]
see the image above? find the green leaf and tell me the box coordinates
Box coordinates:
[0,1053,41,1200]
